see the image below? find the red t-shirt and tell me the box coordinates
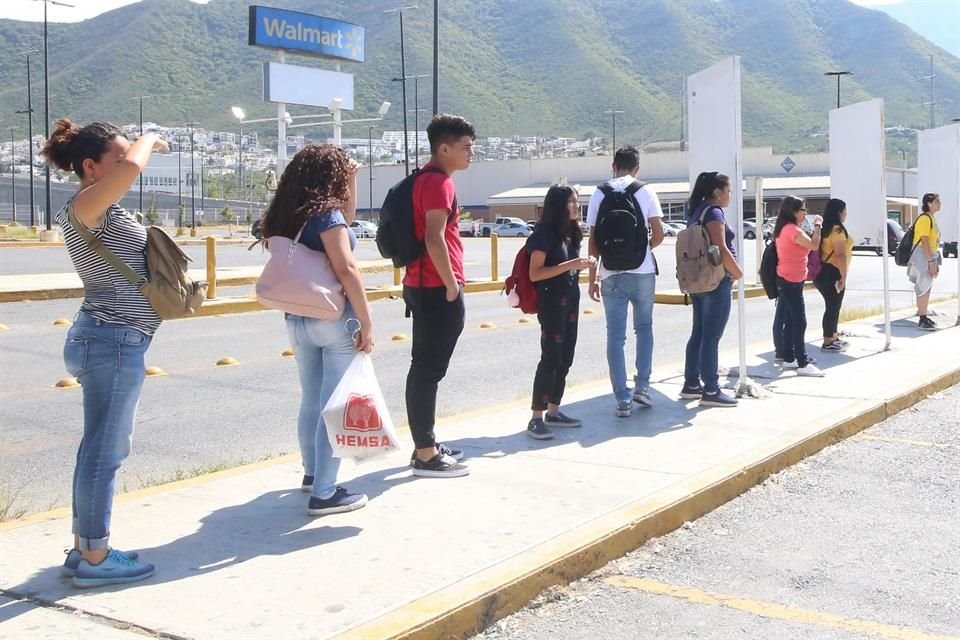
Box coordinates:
[403,163,465,287]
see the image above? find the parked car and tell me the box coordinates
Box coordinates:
[944,241,958,258]
[493,222,533,237]
[251,218,263,240]
[853,219,903,256]
[480,217,526,236]
[350,220,378,238]
[742,221,757,240]
[661,221,685,237]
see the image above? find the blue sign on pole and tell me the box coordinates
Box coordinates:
[248,6,364,62]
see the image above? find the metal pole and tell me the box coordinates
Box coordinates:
[414,75,420,168]
[400,10,410,176]
[43,0,51,230]
[276,50,287,176]
[433,0,439,115]
[836,75,841,110]
[177,135,182,206]
[188,123,196,230]
[24,53,35,227]
[368,126,373,215]
[200,144,205,217]
[139,97,144,214]
[238,124,243,202]
[612,112,617,154]
[928,54,935,129]
[9,128,16,223]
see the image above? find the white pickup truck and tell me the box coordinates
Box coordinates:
[478,217,526,237]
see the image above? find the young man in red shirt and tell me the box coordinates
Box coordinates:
[405,114,475,478]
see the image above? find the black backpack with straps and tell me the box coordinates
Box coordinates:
[376,165,454,268]
[593,179,648,271]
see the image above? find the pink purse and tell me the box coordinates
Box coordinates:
[256,219,346,320]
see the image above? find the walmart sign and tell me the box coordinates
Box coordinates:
[248,6,364,62]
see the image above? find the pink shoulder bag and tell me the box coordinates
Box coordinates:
[256,219,346,320]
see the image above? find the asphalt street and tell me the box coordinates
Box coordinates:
[475,383,960,640]
[0,237,957,516]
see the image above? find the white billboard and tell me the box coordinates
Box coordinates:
[687,56,744,229]
[829,99,886,247]
[918,123,960,244]
[263,62,354,110]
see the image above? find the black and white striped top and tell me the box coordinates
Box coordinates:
[57,201,161,335]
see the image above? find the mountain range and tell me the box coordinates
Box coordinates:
[0,0,957,155]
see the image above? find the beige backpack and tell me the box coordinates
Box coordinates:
[69,207,207,320]
[675,204,726,294]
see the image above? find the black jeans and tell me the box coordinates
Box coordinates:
[813,263,845,339]
[776,277,809,367]
[532,279,579,411]
[403,285,465,449]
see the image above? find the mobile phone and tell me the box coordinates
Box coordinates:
[835,281,842,293]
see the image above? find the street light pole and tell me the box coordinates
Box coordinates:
[824,70,853,110]
[432,0,439,115]
[186,122,197,231]
[177,134,183,207]
[8,127,16,223]
[16,50,38,227]
[368,126,374,216]
[37,0,75,231]
[386,5,417,176]
[603,109,624,156]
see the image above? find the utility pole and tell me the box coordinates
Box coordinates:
[679,75,686,152]
[603,109,624,156]
[131,95,151,215]
[824,70,853,110]
[921,55,936,129]
[186,122,198,233]
[7,127,17,223]
[432,0,439,115]
[16,50,38,227]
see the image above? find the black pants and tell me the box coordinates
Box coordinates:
[776,278,809,367]
[403,285,465,449]
[813,263,845,339]
[532,280,579,411]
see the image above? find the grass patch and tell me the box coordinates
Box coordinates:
[134,460,241,490]
[839,305,886,323]
[0,480,29,523]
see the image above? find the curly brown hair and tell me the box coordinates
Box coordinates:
[261,144,352,240]
[41,118,124,177]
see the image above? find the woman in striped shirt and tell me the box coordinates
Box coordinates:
[43,118,168,588]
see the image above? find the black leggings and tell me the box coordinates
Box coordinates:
[813,263,845,339]
[531,280,579,411]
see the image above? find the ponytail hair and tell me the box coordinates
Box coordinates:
[41,118,124,178]
[687,171,730,213]
[921,192,939,213]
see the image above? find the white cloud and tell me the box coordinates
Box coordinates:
[2,1,208,23]
[847,0,905,6]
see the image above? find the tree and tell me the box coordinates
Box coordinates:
[176,204,185,236]
[144,192,159,227]
[220,205,234,235]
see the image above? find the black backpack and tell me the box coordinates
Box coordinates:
[376,165,452,268]
[593,180,647,271]
[894,213,930,267]
[759,240,779,299]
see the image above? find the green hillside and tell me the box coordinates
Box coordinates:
[0,0,957,154]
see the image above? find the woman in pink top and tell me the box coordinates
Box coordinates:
[773,196,824,377]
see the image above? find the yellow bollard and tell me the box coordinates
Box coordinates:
[206,236,217,300]
[490,232,499,282]
[190,227,198,237]
[393,267,402,286]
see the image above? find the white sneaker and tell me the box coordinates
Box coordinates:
[796,364,825,377]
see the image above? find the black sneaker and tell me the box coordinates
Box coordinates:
[679,384,704,399]
[699,390,738,408]
[307,487,368,516]
[919,316,938,331]
[409,443,464,466]
[526,418,555,440]
[543,411,582,428]
[301,475,314,493]
[411,453,470,478]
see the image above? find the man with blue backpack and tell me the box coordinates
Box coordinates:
[586,146,665,417]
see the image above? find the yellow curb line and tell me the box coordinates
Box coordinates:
[859,434,955,449]
[606,576,957,640]
[331,364,960,640]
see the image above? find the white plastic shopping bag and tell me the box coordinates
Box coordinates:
[321,353,400,462]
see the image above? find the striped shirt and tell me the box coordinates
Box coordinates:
[57,201,161,335]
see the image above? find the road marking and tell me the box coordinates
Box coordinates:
[860,434,954,449]
[606,576,958,640]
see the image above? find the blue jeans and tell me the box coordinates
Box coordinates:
[684,277,732,394]
[64,312,152,551]
[286,308,358,500]
[776,278,810,367]
[601,273,656,403]
[773,298,790,360]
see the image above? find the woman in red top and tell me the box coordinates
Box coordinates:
[773,196,824,377]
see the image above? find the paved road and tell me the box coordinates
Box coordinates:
[475,383,960,640]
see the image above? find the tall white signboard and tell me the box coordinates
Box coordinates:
[918,123,960,323]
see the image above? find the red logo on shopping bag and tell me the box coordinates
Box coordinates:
[344,394,381,432]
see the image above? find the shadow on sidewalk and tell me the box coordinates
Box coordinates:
[4,489,362,603]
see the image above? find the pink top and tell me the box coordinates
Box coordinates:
[776,223,808,283]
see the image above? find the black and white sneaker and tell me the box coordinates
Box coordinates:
[526,418,555,440]
[411,453,470,478]
[700,390,738,408]
[632,389,653,408]
[679,384,704,399]
[544,411,582,428]
[307,487,368,516]
[918,316,938,331]
[820,342,844,352]
[409,443,464,466]
[301,475,314,493]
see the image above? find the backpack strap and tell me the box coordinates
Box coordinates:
[67,203,146,288]
[624,180,644,197]
[912,212,933,248]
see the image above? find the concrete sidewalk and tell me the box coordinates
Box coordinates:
[0,304,957,640]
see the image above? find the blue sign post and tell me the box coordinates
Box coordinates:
[248,6,364,62]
